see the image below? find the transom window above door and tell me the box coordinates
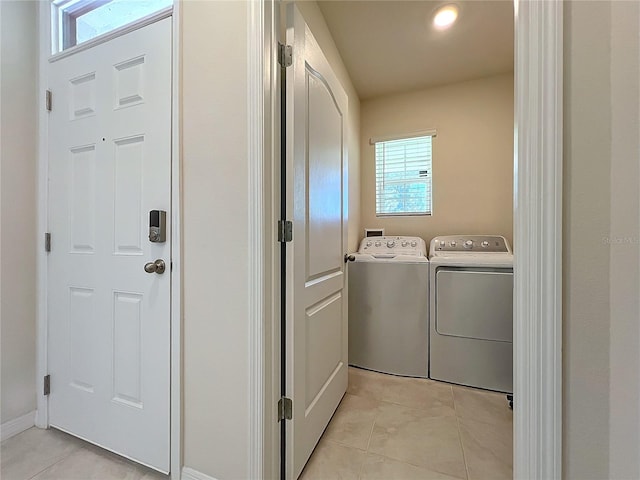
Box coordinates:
[52,0,172,53]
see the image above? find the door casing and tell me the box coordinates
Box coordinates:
[35,3,183,479]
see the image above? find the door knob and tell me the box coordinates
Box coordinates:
[344,254,355,263]
[144,259,166,274]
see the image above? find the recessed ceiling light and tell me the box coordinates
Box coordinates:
[433,4,459,30]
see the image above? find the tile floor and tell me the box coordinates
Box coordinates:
[0,427,167,480]
[1,367,512,480]
[300,367,513,480]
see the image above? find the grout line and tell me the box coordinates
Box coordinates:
[452,385,471,480]
[20,430,87,480]
[26,448,78,480]
[355,375,383,480]
[451,385,470,480]
[456,415,471,480]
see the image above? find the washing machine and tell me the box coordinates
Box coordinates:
[429,235,513,392]
[347,236,429,378]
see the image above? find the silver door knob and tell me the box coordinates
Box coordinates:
[144,259,166,274]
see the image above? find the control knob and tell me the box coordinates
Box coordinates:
[450,241,457,247]
[401,241,408,247]
[481,240,490,248]
[366,241,372,247]
[411,241,417,247]
[375,241,381,247]
[464,240,473,249]
[387,240,395,248]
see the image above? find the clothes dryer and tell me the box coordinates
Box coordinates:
[429,235,513,392]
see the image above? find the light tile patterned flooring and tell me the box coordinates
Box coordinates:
[0,427,166,480]
[300,367,513,480]
[1,367,512,480]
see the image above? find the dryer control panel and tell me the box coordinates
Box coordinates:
[430,235,511,253]
[358,235,427,257]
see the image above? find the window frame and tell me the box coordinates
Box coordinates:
[50,0,173,56]
[371,130,437,218]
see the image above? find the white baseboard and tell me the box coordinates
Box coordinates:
[1,411,36,442]
[181,467,219,480]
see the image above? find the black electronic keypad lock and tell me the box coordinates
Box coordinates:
[149,210,166,243]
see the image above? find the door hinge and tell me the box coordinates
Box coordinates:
[43,375,51,396]
[278,43,292,68]
[278,397,292,421]
[278,220,293,243]
[45,90,52,111]
[44,232,51,252]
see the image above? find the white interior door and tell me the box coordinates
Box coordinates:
[47,18,172,473]
[285,5,349,478]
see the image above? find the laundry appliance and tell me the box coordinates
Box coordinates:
[429,235,513,392]
[347,236,429,378]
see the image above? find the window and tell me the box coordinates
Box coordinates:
[374,133,434,216]
[54,0,172,52]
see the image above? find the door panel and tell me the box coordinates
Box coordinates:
[47,18,171,473]
[306,70,343,280]
[286,5,349,479]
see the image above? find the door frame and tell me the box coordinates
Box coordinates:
[35,3,183,479]
[257,0,563,479]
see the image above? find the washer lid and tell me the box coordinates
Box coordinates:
[352,253,429,263]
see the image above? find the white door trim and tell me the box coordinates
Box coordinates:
[170,3,183,479]
[256,0,563,478]
[36,0,52,431]
[248,0,265,478]
[513,0,563,478]
[35,3,183,478]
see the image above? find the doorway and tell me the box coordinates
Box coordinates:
[269,1,563,479]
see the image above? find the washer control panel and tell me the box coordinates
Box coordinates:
[358,236,427,257]
[430,235,511,253]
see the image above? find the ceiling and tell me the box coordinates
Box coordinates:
[317,1,514,100]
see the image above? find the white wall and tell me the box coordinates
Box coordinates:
[563,2,611,477]
[609,1,640,478]
[360,73,514,247]
[564,1,640,478]
[0,0,38,426]
[181,1,251,477]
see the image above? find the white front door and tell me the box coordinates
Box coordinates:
[47,18,172,473]
[285,6,349,479]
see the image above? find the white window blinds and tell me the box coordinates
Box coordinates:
[374,135,433,216]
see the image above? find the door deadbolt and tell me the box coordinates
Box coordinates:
[149,210,166,243]
[144,259,166,274]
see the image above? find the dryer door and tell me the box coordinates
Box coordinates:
[435,268,513,342]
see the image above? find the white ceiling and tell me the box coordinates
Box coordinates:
[317,1,514,100]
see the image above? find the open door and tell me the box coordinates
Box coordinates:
[283,5,349,479]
